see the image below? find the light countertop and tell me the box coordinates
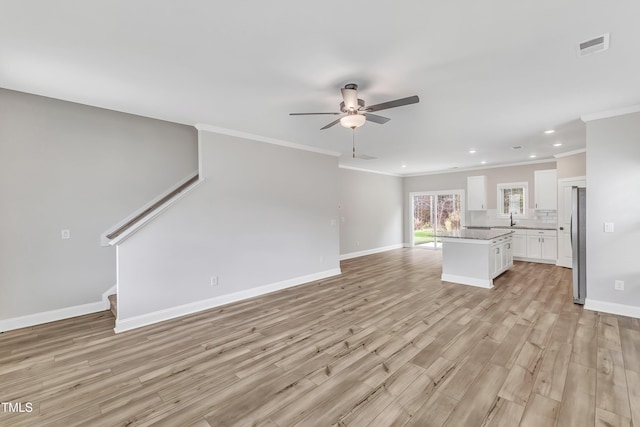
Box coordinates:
[441,229,515,241]
[466,225,557,231]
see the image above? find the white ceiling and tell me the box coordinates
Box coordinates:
[2,1,639,175]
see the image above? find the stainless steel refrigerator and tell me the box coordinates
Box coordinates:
[571,187,587,304]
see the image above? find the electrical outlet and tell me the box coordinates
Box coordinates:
[614,280,624,291]
[604,222,614,233]
[61,229,71,239]
[210,276,219,286]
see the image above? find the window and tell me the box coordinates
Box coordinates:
[497,182,528,217]
[410,190,465,249]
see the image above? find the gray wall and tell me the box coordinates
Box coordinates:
[586,112,640,306]
[338,168,403,255]
[117,130,340,320]
[0,88,198,320]
[402,162,556,243]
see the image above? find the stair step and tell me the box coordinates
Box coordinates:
[107,294,117,318]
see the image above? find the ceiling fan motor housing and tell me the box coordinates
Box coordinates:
[339,99,365,113]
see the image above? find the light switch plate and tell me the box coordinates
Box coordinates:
[604,222,614,233]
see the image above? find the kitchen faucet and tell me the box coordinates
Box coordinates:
[510,212,516,227]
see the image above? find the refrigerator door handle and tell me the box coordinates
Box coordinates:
[569,216,573,250]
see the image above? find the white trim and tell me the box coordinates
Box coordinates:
[338,165,401,177]
[441,273,493,289]
[114,268,342,333]
[581,105,640,122]
[195,123,341,157]
[402,159,556,177]
[584,299,640,319]
[554,148,586,159]
[0,300,109,333]
[340,244,404,260]
[105,178,204,246]
[513,256,556,265]
[102,284,117,303]
[496,181,529,219]
[198,131,204,179]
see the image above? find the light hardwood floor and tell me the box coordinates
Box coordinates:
[2,249,640,426]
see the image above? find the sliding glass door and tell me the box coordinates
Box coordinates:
[411,191,464,249]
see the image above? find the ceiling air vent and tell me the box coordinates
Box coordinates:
[511,145,523,150]
[355,154,377,160]
[578,33,610,57]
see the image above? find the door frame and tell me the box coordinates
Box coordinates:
[409,189,466,249]
[557,176,586,268]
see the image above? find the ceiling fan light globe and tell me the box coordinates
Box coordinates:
[340,114,366,129]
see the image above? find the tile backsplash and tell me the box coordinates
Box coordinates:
[467,209,557,229]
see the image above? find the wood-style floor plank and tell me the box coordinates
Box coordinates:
[1,249,639,426]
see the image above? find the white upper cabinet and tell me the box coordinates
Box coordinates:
[467,175,487,211]
[534,169,557,210]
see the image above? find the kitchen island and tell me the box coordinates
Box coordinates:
[441,229,515,288]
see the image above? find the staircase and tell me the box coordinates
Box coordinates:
[102,173,201,326]
[105,173,199,243]
[108,294,117,318]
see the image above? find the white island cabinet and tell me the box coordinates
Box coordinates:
[441,229,514,289]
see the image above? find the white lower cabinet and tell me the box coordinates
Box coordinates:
[541,235,557,260]
[511,230,527,257]
[491,228,557,264]
[526,230,557,261]
[490,236,513,278]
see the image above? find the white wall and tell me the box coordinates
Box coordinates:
[338,168,403,257]
[585,111,640,314]
[116,130,340,325]
[0,89,198,326]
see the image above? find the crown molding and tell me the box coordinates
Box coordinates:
[581,105,640,122]
[338,164,401,177]
[402,159,557,177]
[195,123,341,157]
[554,148,586,158]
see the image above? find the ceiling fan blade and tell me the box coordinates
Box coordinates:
[289,112,341,115]
[364,113,391,124]
[341,87,359,111]
[364,95,420,112]
[320,118,342,130]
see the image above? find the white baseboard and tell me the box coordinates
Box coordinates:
[584,299,640,319]
[441,273,493,289]
[0,300,109,333]
[115,268,342,333]
[340,244,404,261]
[102,284,117,302]
[513,256,556,265]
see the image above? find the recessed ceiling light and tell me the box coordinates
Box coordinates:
[529,154,537,158]
[401,164,407,168]
[553,142,563,147]
[468,149,477,154]
[481,161,487,164]
[544,130,555,134]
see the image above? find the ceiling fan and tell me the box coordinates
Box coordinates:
[290,83,419,130]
